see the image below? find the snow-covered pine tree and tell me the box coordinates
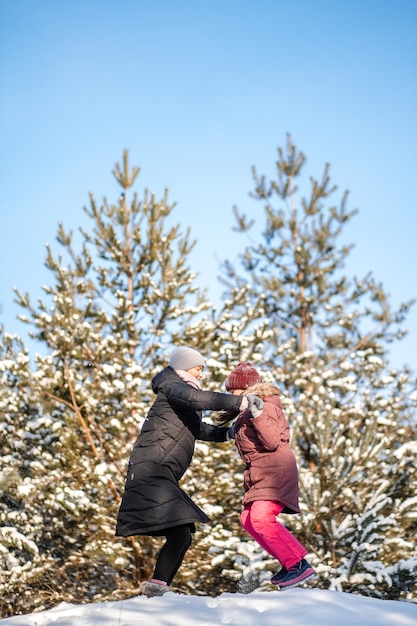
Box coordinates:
[0,327,49,618]
[2,151,214,614]
[213,135,417,600]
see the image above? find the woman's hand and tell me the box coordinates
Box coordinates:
[246,394,264,418]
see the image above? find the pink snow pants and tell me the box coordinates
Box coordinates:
[240,500,308,569]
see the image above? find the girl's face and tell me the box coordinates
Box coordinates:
[231,389,244,396]
[187,365,204,381]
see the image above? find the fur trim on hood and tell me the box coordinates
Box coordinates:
[244,382,281,399]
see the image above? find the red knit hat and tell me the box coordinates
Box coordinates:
[225,362,262,391]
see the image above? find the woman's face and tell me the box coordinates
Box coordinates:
[187,365,204,381]
[230,389,244,396]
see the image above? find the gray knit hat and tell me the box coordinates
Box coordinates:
[169,346,205,371]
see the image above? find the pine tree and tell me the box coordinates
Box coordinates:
[0,328,46,617]
[1,152,214,614]
[214,135,417,599]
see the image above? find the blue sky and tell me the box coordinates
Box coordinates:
[0,0,416,370]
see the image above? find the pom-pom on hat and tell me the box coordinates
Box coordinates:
[169,346,205,371]
[225,362,262,391]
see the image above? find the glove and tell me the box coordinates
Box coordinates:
[246,393,264,418]
[226,422,236,440]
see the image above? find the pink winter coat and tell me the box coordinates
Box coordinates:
[234,382,300,514]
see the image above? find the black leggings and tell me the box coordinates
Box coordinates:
[153,524,193,585]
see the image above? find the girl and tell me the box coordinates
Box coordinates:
[224,362,315,590]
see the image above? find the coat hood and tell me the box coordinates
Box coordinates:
[151,366,179,394]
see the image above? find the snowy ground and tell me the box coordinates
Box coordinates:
[2,589,417,626]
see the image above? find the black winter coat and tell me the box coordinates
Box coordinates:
[115,367,242,537]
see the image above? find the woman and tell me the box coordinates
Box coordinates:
[116,347,261,597]
[223,362,316,590]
